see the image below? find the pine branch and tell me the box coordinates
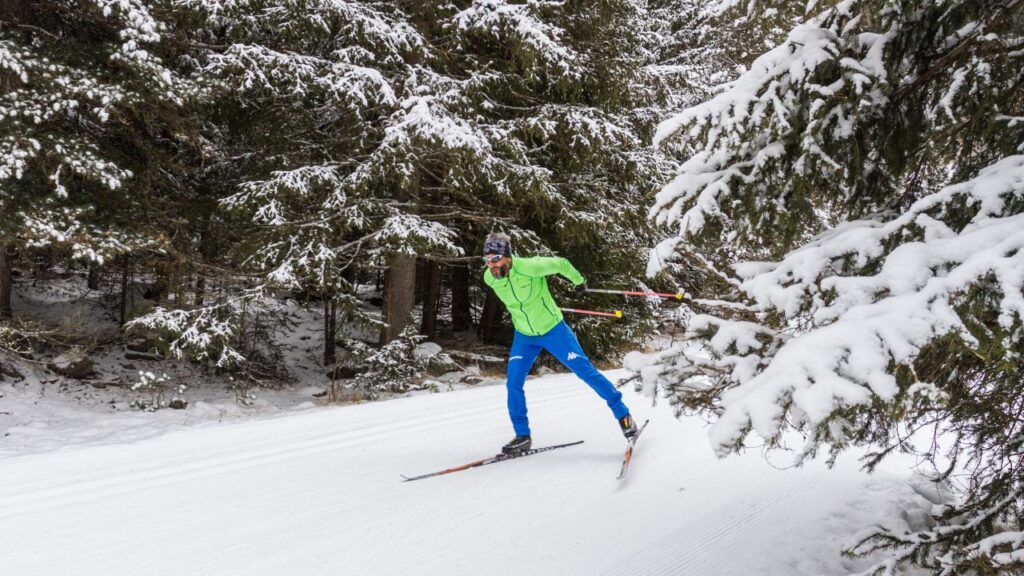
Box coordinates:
[892,0,1024,104]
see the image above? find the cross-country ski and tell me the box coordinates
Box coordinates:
[401,440,584,482]
[617,419,650,480]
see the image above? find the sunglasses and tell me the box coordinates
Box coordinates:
[482,255,505,264]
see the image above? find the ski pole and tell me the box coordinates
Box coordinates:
[585,288,685,300]
[560,307,624,319]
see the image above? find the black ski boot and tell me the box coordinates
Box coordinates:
[618,414,638,440]
[502,435,532,454]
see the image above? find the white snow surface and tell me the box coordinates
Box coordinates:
[0,369,931,576]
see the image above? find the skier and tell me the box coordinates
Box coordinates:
[481,232,637,454]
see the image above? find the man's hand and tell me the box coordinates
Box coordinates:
[574,282,587,295]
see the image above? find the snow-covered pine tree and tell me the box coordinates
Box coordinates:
[346,323,431,399]
[0,0,193,317]
[632,0,1024,572]
[126,0,449,365]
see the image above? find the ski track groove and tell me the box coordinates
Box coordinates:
[0,386,592,519]
[357,475,446,576]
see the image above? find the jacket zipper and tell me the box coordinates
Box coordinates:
[542,298,559,324]
[508,279,536,334]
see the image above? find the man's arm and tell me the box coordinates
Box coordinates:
[513,256,585,285]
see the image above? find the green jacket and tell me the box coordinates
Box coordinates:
[483,256,585,336]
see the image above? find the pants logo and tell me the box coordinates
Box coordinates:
[509,355,524,361]
[566,352,579,361]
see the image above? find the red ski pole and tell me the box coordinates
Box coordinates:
[584,288,685,300]
[559,307,624,319]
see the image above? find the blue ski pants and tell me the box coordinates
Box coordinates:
[505,321,629,436]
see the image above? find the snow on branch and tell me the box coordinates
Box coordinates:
[698,155,1024,453]
[518,104,639,155]
[179,0,425,64]
[847,487,1024,575]
[203,44,395,109]
[647,0,893,250]
[343,77,550,198]
[450,0,582,82]
[0,19,183,255]
[372,213,463,258]
[223,165,346,225]
[87,0,187,100]
[126,292,258,369]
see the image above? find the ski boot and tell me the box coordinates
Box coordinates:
[502,435,532,454]
[618,414,638,440]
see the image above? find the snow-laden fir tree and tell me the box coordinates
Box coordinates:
[345,324,432,399]
[127,0,447,366]
[631,0,1024,573]
[0,0,193,320]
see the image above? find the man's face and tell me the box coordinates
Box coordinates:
[484,254,511,278]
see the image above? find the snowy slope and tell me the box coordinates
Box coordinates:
[0,370,929,576]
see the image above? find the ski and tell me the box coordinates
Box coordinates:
[617,419,649,480]
[401,440,584,482]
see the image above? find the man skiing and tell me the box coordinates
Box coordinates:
[481,232,637,454]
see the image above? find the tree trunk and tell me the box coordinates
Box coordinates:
[414,259,428,305]
[479,290,504,344]
[144,260,169,303]
[380,253,416,344]
[87,265,101,290]
[449,262,472,332]
[119,255,130,326]
[0,243,12,319]
[419,260,441,339]
[324,298,337,365]
[195,211,217,307]
[195,274,206,307]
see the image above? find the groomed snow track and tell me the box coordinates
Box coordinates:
[0,370,919,575]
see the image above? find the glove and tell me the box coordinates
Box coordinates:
[574,282,587,295]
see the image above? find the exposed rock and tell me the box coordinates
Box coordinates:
[413,342,443,359]
[412,342,462,376]
[47,349,96,379]
[426,353,461,376]
[125,336,154,353]
[0,361,23,382]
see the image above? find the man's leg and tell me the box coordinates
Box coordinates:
[542,322,630,419]
[506,332,544,437]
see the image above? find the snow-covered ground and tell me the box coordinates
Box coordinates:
[0,368,934,575]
